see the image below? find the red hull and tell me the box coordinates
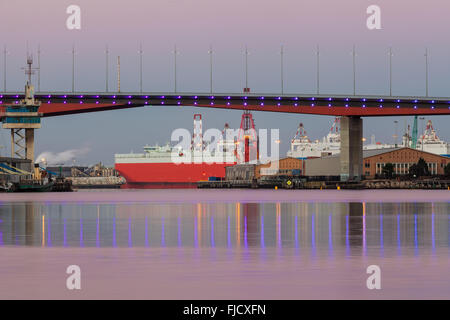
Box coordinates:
[115,162,234,189]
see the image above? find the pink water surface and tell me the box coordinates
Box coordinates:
[1,189,449,203]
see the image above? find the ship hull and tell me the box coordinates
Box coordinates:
[115,162,234,189]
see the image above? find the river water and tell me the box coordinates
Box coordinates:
[0,189,449,299]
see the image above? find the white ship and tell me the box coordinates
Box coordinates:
[287,118,449,159]
[287,118,341,158]
[411,120,449,156]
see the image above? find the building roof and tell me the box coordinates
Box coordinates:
[306,147,449,162]
[364,147,450,160]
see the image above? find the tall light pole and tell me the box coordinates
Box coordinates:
[244,45,249,92]
[208,45,213,94]
[280,45,284,95]
[117,56,121,93]
[394,120,398,147]
[425,48,429,97]
[174,45,178,93]
[316,45,320,95]
[3,45,7,92]
[72,45,75,92]
[139,43,143,93]
[105,45,109,92]
[352,44,356,96]
[419,116,425,150]
[388,46,393,96]
[38,44,41,92]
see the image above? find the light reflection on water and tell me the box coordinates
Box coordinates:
[0,200,449,257]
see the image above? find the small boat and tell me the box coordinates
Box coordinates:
[9,179,54,192]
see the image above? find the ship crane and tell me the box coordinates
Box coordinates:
[291,123,310,144]
[191,114,204,153]
[236,111,258,163]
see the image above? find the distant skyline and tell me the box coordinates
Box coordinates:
[1,0,450,165]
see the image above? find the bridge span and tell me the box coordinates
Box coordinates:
[2,92,450,117]
[1,90,449,182]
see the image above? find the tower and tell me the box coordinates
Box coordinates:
[192,114,203,161]
[2,56,41,164]
[237,111,258,163]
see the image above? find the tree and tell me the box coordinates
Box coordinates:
[409,158,430,177]
[445,163,450,177]
[382,163,395,179]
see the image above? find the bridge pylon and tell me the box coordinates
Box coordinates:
[340,116,363,182]
[2,56,41,164]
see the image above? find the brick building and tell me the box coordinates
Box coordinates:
[256,157,304,179]
[363,147,449,178]
[305,147,449,178]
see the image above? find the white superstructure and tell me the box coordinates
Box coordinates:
[287,118,449,159]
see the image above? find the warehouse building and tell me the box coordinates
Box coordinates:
[0,157,33,183]
[225,157,304,181]
[305,147,450,178]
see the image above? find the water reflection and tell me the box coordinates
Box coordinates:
[0,201,449,257]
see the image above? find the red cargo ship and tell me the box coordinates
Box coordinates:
[114,115,237,188]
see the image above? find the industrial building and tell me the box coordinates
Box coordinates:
[0,157,33,183]
[225,157,304,181]
[225,148,449,182]
[305,147,450,178]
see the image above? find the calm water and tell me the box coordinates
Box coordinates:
[0,189,449,299]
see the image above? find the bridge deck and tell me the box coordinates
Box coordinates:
[1,92,450,117]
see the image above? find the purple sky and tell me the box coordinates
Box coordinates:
[1,0,450,165]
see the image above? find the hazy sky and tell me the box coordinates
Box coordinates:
[1,0,450,165]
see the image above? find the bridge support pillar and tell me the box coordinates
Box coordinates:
[340,116,363,182]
